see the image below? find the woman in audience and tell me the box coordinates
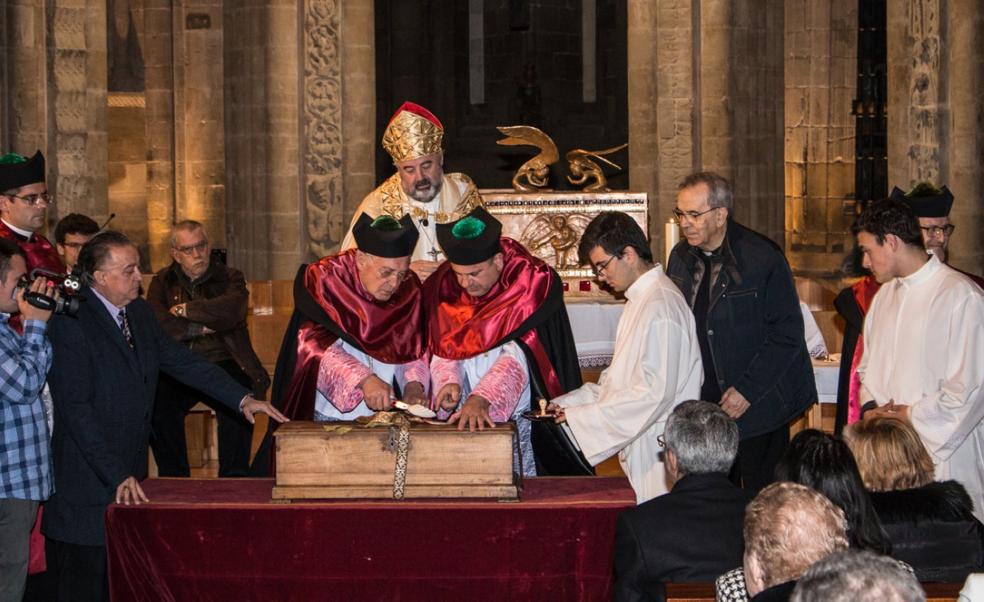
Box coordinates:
[845,417,984,582]
[775,429,892,555]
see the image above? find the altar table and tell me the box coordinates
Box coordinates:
[105,477,635,601]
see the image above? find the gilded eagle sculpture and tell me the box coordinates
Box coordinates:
[496,125,559,192]
[565,143,628,192]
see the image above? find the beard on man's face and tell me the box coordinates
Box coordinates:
[407,179,441,203]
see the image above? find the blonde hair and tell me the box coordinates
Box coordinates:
[844,417,934,492]
[744,482,849,590]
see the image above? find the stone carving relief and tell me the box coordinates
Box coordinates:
[906,0,943,184]
[303,0,344,259]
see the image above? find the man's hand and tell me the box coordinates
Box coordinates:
[719,387,751,419]
[115,476,149,506]
[17,277,56,323]
[403,381,427,406]
[546,401,567,424]
[169,303,187,318]
[360,374,394,411]
[241,396,290,424]
[864,400,911,423]
[409,260,441,281]
[448,395,496,431]
[434,382,461,412]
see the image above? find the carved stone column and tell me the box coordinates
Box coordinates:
[888,0,984,276]
[46,0,109,221]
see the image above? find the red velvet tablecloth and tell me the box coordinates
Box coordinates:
[105,477,635,601]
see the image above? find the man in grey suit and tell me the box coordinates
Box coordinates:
[614,400,753,601]
[42,231,288,601]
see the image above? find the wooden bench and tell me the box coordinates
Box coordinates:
[665,581,963,601]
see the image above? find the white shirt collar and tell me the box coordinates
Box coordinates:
[90,286,127,319]
[897,253,940,289]
[1,218,34,240]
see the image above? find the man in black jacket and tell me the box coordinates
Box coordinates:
[667,172,816,491]
[614,400,752,602]
[147,220,270,477]
[42,231,286,600]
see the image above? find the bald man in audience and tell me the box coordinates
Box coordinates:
[716,482,849,601]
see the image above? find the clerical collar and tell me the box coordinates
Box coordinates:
[1,218,33,241]
[898,253,940,289]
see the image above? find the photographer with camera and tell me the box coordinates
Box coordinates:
[0,238,56,602]
[41,231,288,600]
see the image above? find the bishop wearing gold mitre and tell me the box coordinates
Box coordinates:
[341,102,483,280]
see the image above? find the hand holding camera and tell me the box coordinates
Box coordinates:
[16,277,57,323]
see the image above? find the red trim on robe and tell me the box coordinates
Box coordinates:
[847,275,880,423]
[425,238,564,398]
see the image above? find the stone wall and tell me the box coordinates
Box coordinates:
[888,0,983,276]
[784,0,857,276]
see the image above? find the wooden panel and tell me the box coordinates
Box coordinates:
[271,483,519,500]
[274,420,518,499]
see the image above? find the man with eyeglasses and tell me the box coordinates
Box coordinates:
[424,207,590,477]
[145,220,270,477]
[891,182,984,289]
[547,212,703,503]
[666,172,815,493]
[252,213,430,473]
[53,213,100,273]
[0,151,64,276]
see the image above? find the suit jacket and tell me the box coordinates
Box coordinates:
[614,473,753,602]
[42,286,249,546]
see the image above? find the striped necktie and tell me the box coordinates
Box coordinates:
[117,309,135,349]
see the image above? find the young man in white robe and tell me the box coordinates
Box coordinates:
[549,212,704,503]
[854,198,984,522]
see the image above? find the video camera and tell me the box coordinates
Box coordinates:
[16,267,84,316]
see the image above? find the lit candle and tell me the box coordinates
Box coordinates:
[664,216,680,263]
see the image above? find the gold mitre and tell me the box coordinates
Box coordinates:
[382,102,444,162]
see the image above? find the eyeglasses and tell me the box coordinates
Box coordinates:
[6,192,54,206]
[61,242,85,249]
[921,224,955,237]
[672,207,718,222]
[173,240,209,255]
[377,268,410,283]
[591,254,619,277]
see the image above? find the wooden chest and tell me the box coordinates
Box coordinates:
[272,419,519,500]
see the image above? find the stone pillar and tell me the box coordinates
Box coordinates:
[4,0,47,156]
[784,0,858,276]
[888,0,984,276]
[46,0,109,221]
[173,0,226,251]
[627,0,784,254]
[143,0,175,268]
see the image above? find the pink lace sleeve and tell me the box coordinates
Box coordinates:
[472,354,528,422]
[403,354,430,394]
[317,344,373,413]
[431,356,463,419]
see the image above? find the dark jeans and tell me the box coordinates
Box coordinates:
[0,497,39,602]
[46,538,107,602]
[730,423,790,493]
[150,358,253,477]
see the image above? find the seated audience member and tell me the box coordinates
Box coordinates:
[425,207,589,476]
[845,417,984,582]
[550,212,702,502]
[716,482,849,602]
[614,400,752,601]
[53,213,99,273]
[0,240,56,602]
[790,549,925,602]
[775,429,891,555]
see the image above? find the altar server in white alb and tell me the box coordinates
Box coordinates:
[549,212,703,503]
[854,198,984,522]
